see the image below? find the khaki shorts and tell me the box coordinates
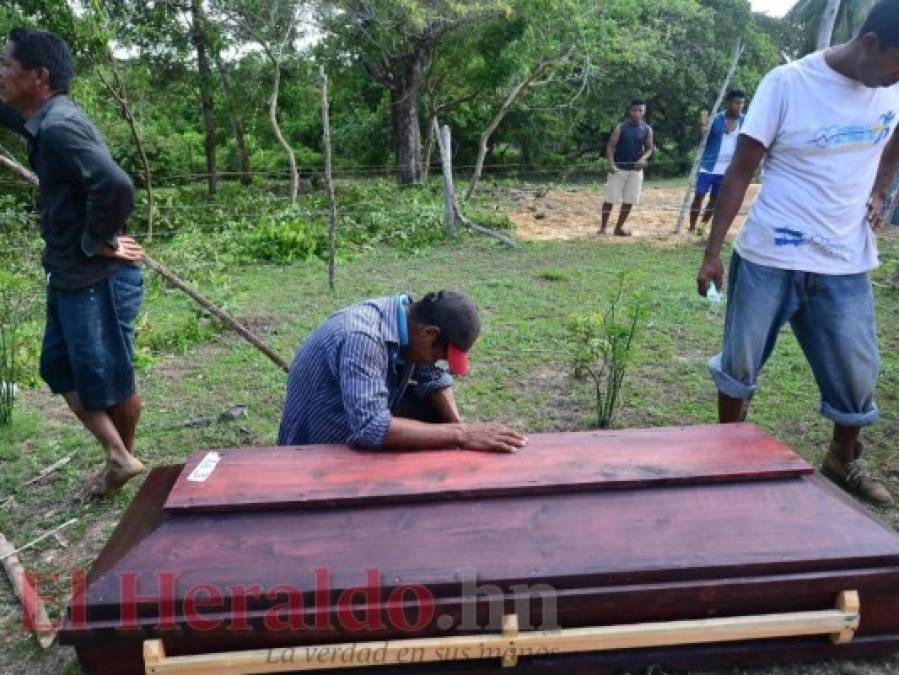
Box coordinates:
[604,169,644,205]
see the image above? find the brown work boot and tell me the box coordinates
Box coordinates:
[821,441,893,506]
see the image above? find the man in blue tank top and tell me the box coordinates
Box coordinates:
[599,98,654,236]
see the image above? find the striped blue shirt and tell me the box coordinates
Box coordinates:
[277,295,453,448]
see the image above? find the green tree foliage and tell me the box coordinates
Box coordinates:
[787,0,876,56]
[1,0,783,193]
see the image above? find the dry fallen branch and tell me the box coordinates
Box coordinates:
[0,532,56,648]
[0,519,78,563]
[22,452,76,487]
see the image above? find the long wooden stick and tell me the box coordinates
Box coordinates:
[0,153,290,373]
[0,532,56,648]
[143,592,859,674]
[139,256,289,372]
[817,0,841,50]
[0,518,77,562]
[674,39,744,234]
[320,66,338,292]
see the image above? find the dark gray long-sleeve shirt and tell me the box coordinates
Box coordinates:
[0,95,134,289]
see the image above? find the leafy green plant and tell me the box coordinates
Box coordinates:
[0,272,37,426]
[243,211,328,263]
[564,278,644,429]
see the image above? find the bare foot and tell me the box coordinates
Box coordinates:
[82,456,146,500]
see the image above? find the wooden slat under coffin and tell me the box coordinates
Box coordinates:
[163,423,812,513]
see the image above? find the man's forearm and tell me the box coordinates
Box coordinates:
[872,131,899,197]
[427,387,462,424]
[606,148,616,169]
[382,417,465,450]
[704,166,752,257]
[704,137,766,257]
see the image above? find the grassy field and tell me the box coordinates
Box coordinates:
[0,212,897,674]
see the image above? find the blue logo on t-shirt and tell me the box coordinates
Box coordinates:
[811,111,895,148]
[772,227,851,261]
[773,227,804,246]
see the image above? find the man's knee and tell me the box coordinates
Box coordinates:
[62,391,84,415]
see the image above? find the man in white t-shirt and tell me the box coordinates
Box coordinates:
[697,0,899,505]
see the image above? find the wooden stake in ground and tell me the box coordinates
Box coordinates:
[0,152,290,373]
[433,119,516,248]
[320,66,338,291]
[0,532,56,648]
[674,39,744,234]
[435,119,458,238]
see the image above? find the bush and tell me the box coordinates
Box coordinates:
[564,277,644,429]
[0,272,38,425]
[243,211,329,263]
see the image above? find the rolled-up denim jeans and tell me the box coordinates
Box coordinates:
[709,252,880,427]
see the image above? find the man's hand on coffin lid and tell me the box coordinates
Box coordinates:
[461,423,527,454]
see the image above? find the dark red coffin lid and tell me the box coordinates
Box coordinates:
[163,423,813,513]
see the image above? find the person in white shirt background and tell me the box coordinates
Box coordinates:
[697,0,899,505]
[690,90,747,234]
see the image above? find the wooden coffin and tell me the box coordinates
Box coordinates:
[58,423,899,674]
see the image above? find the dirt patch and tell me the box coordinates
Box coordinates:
[509,184,761,242]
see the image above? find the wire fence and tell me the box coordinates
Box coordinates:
[0,158,697,190]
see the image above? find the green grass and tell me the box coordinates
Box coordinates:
[0,228,897,674]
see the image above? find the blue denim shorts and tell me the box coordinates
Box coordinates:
[696,172,724,198]
[40,265,144,411]
[709,253,880,427]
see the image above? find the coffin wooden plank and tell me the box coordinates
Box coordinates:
[164,423,811,513]
[84,475,899,618]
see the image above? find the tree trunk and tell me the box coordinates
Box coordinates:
[269,60,299,204]
[422,112,437,182]
[466,45,575,201]
[390,51,426,186]
[320,67,338,291]
[214,50,252,186]
[191,0,217,195]
[99,57,156,241]
[818,0,842,50]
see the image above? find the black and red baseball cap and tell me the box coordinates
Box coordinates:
[414,290,480,375]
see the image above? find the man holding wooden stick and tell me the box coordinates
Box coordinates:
[0,28,146,498]
[697,0,899,505]
[599,98,654,237]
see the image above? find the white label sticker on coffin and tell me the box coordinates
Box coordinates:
[187,451,221,482]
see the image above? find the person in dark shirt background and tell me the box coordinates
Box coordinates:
[0,28,147,498]
[599,98,654,237]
